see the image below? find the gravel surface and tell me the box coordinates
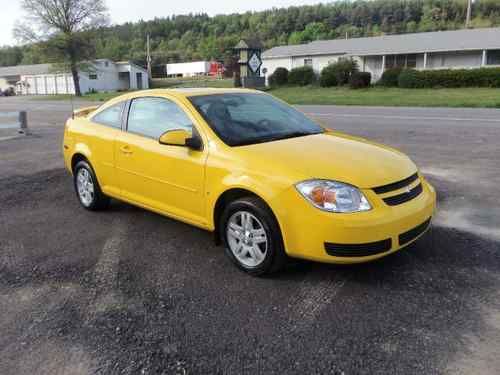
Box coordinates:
[1,96,499,374]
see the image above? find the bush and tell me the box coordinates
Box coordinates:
[398,67,500,88]
[268,67,289,86]
[320,59,358,87]
[379,68,403,87]
[398,69,422,88]
[349,72,371,89]
[288,66,316,86]
[319,64,338,87]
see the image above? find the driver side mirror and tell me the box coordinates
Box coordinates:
[159,129,202,151]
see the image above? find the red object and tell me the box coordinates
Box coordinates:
[209,61,225,77]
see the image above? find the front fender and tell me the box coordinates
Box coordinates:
[207,171,290,239]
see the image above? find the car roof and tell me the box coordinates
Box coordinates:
[109,88,262,103]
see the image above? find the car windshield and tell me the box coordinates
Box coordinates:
[189,93,324,146]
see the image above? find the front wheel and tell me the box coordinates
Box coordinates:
[220,197,287,276]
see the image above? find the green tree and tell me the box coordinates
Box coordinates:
[14,0,109,96]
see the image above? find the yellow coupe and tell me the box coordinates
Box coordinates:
[63,89,436,275]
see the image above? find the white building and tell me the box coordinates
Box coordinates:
[262,28,500,82]
[0,59,149,95]
[166,61,211,77]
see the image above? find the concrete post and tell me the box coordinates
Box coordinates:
[18,111,30,135]
[482,50,487,66]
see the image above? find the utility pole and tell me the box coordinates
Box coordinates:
[465,0,472,28]
[146,34,152,80]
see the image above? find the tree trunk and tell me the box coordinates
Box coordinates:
[70,63,81,96]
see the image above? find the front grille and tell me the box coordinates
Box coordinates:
[383,183,423,206]
[325,238,392,257]
[399,217,432,246]
[373,173,419,194]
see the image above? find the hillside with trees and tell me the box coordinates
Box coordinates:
[1,0,500,70]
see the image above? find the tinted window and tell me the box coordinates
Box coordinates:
[92,102,125,129]
[190,93,323,146]
[487,49,500,65]
[127,97,193,139]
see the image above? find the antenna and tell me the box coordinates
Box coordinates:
[147,34,152,80]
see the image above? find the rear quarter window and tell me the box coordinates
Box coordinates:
[92,102,125,129]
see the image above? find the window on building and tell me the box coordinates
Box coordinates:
[385,54,418,69]
[304,58,313,66]
[407,54,417,68]
[105,61,109,67]
[487,50,500,65]
[384,55,395,69]
[92,101,125,129]
[127,97,193,140]
[396,55,406,68]
[89,74,98,80]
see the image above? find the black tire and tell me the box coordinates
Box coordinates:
[220,196,287,276]
[73,160,110,211]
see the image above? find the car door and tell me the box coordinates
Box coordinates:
[86,100,126,197]
[115,96,208,226]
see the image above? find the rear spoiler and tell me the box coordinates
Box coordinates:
[73,105,100,118]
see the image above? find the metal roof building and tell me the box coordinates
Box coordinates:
[0,60,149,95]
[262,27,500,82]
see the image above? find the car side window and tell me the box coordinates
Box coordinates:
[92,101,125,129]
[127,97,193,140]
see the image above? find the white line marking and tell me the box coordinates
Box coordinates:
[305,112,500,123]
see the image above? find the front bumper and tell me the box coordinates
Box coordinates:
[272,178,436,264]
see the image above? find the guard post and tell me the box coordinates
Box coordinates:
[234,39,265,89]
[18,111,30,135]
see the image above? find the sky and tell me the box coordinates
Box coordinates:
[0,0,324,47]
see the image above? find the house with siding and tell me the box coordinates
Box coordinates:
[261,27,500,82]
[0,59,149,95]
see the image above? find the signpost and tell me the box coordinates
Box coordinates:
[234,39,265,88]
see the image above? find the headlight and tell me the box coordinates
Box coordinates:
[295,180,371,213]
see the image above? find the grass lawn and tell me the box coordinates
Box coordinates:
[32,91,125,102]
[269,86,500,108]
[152,77,233,88]
[31,84,500,108]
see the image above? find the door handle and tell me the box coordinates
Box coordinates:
[120,145,133,154]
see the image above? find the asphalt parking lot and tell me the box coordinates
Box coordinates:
[1,95,499,374]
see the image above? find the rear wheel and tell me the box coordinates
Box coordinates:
[220,197,287,276]
[73,160,110,211]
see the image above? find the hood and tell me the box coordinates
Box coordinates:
[237,131,417,188]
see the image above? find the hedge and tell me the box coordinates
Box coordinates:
[379,68,403,87]
[288,66,316,86]
[268,67,289,86]
[349,72,371,89]
[398,67,500,88]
